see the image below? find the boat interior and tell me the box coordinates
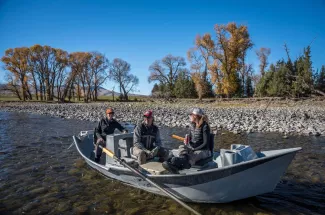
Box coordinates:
[75,129,267,175]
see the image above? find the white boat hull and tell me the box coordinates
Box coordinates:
[73,132,301,203]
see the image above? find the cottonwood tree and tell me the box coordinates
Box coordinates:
[59,68,78,102]
[30,45,55,101]
[187,41,214,99]
[189,23,253,97]
[256,47,271,76]
[238,49,253,97]
[109,58,138,101]
[148,54,186,97]
[89,52,109,101]
[53,49,69,101]
[49,48,69,100]
[69,52,92,102]
[1,47,31,101]
[4,73,22,100]
[213,23,253,97]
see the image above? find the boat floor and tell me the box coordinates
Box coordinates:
[87,149,218,175]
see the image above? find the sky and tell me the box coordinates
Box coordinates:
[0,0,324,95]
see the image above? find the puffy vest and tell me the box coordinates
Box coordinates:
[189,121,210,150]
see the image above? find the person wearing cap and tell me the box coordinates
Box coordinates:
[94,108,128,162]
[132,110,169,165]
[163,107,212,173]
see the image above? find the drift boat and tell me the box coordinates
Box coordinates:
[72,129,301,203]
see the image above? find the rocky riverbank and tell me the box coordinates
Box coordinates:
[1,100,325,136]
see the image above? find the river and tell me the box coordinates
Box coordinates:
[0,111,324,215]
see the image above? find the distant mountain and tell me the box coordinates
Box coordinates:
[0,84,12,95]
[97,86,120,96]
[97,86,148,97]
[0,84,6,90]
[0,84,148,97]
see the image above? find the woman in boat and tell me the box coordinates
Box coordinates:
[132,110,170,165]
[163,108,212,173]
[94,108,128,162]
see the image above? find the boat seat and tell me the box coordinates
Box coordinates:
[118,137,134,158]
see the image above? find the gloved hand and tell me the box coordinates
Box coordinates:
[185,145,194,152]
[150,146,160,157]
[96,138,104,145]
[144,149,152,158]
[144,146,160,159]
[178,145,193,156]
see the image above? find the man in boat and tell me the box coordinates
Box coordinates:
[94,108,128,162]
[132,110,170,165]
[162,108,212,174]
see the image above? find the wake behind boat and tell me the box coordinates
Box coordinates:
[72,129,301,203]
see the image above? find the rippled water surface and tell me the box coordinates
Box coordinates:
[0,111,324,215]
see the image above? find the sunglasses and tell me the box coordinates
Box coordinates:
[107,112,115,115]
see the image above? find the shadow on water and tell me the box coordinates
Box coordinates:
[0,111,324,215]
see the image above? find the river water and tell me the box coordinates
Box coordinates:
[0,111,324,215]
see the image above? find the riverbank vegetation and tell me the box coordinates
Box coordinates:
[1,22,324,102]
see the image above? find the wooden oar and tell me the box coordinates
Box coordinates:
[171,134,185,142]
[97,145,201,215]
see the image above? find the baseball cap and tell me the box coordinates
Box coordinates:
[190,108,204,116]
[143,110,153,118]
[106,108,114,114]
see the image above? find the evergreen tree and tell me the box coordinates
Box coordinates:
[151,83,159,95]
[233,72,243,97]
[293,46,313,97]
[255,45,316,98]
[174,70,197,98]
[245,75,254,97]
[316,65,325,92]
[267,60,291,96]
[255,64,275,96]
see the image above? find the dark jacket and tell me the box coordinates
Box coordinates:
[133,122,161,150]
[189,121,210,151]
[95,118,126,141]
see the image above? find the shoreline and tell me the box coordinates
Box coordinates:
[1,100,324,137]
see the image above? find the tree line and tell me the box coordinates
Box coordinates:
[149,23,325,99]
[1,45,138,102]
[2,23,325,101]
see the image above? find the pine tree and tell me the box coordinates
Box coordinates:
[293,46,313,97]
[245,75,254,97]
[233,72,243,97]
[174,70,197,98]
[151,83,159,95]
[316,65,325,92]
